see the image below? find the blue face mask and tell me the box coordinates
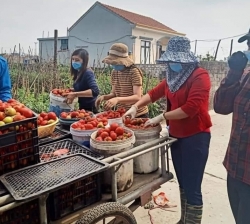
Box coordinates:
[112,65,125,71]
[72,62,82,70]
[169,63,182,73]
[244,51,250,61]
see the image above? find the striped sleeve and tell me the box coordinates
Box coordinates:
[131,68,142,86]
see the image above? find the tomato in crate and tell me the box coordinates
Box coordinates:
[0,101,39,175]
[47,174,102,221]
[0,198,40,224]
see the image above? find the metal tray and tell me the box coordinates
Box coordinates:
[0,154,109,201]
[39,139,104,162]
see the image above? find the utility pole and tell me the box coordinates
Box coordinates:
[53,29,58,88]
[34,42,38,56]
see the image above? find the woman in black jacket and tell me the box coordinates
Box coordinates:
[65,49,99,113]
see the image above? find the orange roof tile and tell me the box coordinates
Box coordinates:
[101,2,178,33]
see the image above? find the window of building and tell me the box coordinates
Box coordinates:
[140,40,151,64]
[61,39,68,50]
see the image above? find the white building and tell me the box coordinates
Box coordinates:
[38,1,185,66]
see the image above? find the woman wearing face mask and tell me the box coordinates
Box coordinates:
[124,36,212,224]
[64,49,99,113]
[95,43,148,118]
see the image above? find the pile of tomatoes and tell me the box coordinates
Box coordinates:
[95,123,132,142]
[60,110,93,120]
[51,88,73,97]
[71,117,108,130]
[124,118,158,129]
[37,112,57,126]
[96,108,126,119]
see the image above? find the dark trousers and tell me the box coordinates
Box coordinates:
[227,174,250,224]
[171,132,211,205]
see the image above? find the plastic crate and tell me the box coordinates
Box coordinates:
[39,127,71,146]
[39,138,103,162]
[47,174,102,221]
[0,199,40,224]
[0,115,39,175]
[0,182,7,197]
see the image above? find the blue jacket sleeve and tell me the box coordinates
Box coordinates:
[0,56,12,102]
[85,70,99,97]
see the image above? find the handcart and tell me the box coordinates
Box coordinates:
[0,136,176,224]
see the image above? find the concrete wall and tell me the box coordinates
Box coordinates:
[136,62,228,110]
[38,38,71,64]
[132,27,184,64]
[68,3,134,67]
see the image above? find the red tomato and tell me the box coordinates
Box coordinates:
[70,111,79,118]
[104,136,113,141]
[115,127,124,136]
[84,124,94,130]
[71,123,79,129]
[20,108,33,118]
[110,123,119,131]
[40,112,48,118]
[90,121,97,127]
[124,118,131,125]
[48,112,57,120]
[110,132,117,141]
[97,128,105,137]
[60,112,67,118]
[100,131,109,139]
[95,137,103,141]
[105,128,111,133]
[43,115,49,121]
[41,120,48,126]
[100,130,109,139]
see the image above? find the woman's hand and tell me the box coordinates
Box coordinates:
[122,105,138,120]
[95,95,105,109]
[144,114,165,127]
[104,97,118,111]
[64,92,76,104]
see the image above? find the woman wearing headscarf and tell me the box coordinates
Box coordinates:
[124,36,212,224]
[95,43,149,118]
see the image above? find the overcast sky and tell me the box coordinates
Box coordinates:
[0,0,249,60]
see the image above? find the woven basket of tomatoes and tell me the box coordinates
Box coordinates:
[90,123,135,156]
[37,112,59,138]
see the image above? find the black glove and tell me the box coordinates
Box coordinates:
[228,51,248,71]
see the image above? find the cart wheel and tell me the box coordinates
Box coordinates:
[75,202,137,224]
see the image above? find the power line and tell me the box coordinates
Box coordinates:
[191,32,248,43]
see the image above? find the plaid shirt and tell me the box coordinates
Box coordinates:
[214,69,250,185]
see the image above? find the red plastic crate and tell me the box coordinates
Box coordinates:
[0,199,40,224]
[0,115,39,175]
[47,174,102,221]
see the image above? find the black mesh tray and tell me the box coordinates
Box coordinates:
[0,154,109,201]
[39,139,103,162]
[39,127,71,145]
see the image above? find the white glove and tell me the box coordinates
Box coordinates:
[123,105,138,119]
[144,113,165,127]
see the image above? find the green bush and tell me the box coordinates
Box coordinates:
[9,63,161,117]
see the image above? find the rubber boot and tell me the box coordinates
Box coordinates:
[184,204,203,224]
[176,188,186,224]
